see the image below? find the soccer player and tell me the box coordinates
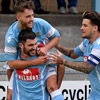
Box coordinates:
[5,0,64,100]
[49,10,100,100]
[8,29,63,100]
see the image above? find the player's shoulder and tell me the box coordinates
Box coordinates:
[7,21,19,35]
[93,36,100,47]
[34,18,46,22]
[82,39,89,47]
[95,37,100,45]
[34,18,49,25]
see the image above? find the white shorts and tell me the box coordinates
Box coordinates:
[8,71,14,90]
[46,66,57,79]
[8,66,57,90]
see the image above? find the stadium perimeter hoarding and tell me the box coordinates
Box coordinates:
[60,81,91,100]
[0,81,90,100]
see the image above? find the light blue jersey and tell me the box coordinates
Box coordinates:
[12,54,49,100]
[4,18,60,61]
[74,37,100,100]
[5,18,59,99]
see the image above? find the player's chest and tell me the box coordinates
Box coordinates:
[32,28,46,42]
[84,44,93,56]
[83,45,93,62]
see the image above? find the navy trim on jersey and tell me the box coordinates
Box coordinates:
[87,59,97,67]
[87,54,100,67]
[89,54,100,62]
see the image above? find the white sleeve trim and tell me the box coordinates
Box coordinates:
[4,46,17,53]
[78,42,84,52]
[46,26,56,37]
[91,48,100,58]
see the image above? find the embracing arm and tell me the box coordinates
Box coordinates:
[8,56,48,69]
[45,37,60,51]
[37,37,60,56]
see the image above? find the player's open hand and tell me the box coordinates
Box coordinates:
[48,50,65,64]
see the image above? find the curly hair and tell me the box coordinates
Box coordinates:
[82,10,100,32]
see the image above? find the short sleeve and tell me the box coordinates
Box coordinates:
[74,42,84,56]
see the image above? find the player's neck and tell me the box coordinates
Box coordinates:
[89,32,100,44]
[18,22,26,30]
[20,51,30,59]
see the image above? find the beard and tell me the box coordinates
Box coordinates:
[82,35,91,39]
[23,47,36,57]
[20,19,33,29]
[82,33,93,40]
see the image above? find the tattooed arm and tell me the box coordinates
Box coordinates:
[64,60,94,74]
[55,44,78,59]
[49,51,95,74]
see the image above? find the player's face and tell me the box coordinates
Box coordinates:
[23,38,38,57]
[81,19,95,39]
[19,9,34,29]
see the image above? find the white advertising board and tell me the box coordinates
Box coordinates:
[60,81,91,100]
[0,81,91,100]
[0,81,9,100]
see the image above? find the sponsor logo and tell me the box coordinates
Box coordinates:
[16,68,39,81]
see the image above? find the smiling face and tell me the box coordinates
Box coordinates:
[17,9,34,29]
[81,19,96,39]
[21,38,38,57]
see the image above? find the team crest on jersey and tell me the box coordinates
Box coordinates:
[16,68,39,81]
[97,39,100,45]
[7,37,12,43]
[83,56,88,62]
[36,32,41,37]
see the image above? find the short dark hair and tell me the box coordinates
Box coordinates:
[14,0,34,13]
[82,10,100,32]
[18,29,36,43]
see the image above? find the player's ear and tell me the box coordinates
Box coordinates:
[16,15,20,20]
[16,12,21,21]
[19,43,23,48]
[93,25,98,32]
